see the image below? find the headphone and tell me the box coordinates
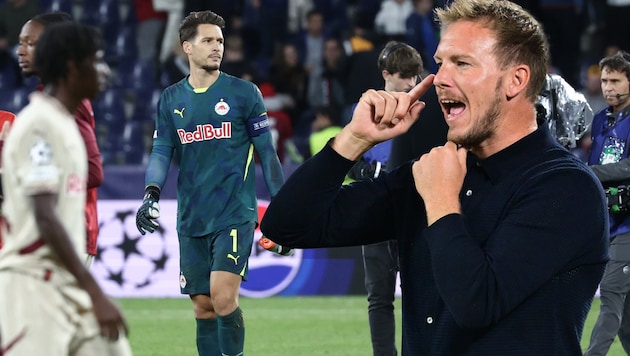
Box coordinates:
[378,42,412,72]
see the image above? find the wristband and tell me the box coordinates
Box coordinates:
[144,185,161,201]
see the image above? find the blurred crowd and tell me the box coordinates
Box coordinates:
[0,0,623,165]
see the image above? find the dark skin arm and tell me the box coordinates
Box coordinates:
[33,193,128,341]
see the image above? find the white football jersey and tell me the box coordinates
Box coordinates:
[0,92,87,274]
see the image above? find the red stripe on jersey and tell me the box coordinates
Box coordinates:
[18,238,44,255]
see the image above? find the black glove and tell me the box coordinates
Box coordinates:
[136,186,161,235]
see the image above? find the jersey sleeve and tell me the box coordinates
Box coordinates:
[248,83,268,120]
[153,92,176,148]
[16,125,62,196]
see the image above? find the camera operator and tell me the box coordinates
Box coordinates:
[586,50,630,356]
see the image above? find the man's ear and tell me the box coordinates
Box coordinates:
[182,41,192,55]
[506,65,530,99]
[382,69,391,82]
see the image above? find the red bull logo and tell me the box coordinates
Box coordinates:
[177,122,232,144]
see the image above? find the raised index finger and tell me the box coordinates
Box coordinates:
[406,74,435,103]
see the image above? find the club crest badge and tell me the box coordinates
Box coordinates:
[180,272,187,288]
[214,99,230,116]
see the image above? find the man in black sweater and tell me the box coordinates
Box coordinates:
[261,0,609,354]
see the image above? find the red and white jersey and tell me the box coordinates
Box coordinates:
[0,92,87,274]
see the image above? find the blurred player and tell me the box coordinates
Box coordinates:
[0,110,15,250]
[15,11,105,267]
[0,22,131,355]
[135,10,284,356]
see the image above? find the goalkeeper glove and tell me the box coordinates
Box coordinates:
[136,186,161,235]
[259,237,294,256]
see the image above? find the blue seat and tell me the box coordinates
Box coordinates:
[131,87,161,122]
[121,121,146,164]
[80,0,120,48]
[45,0,73,13]
[1,88,31,113]
[94,88,127,151]
[106,25,137,65]
[129,58,156,99]
[0,64,20,92]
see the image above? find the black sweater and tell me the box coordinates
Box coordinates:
[261,128,609,355]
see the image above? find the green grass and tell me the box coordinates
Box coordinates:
[120,296,625,355]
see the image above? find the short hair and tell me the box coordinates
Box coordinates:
[31,11,73,27]
[179,11,225,44]
[35,22,103,85]
[435,0,549,102]
[599,51,630,82]
[377,41,423,78]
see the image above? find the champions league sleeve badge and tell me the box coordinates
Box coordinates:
[29,139,53,166]
[214,99,230,116]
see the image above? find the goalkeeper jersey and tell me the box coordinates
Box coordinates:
[152,72,277,236]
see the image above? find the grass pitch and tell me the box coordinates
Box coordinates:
[120,296,624,355]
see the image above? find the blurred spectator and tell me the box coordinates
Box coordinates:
[374,0,413,42]
[287,0,313,36]
[240,0,292,60]
[161,40,188,86]
[221,34,259,82]
[152,0,184,64]
[343,16,377,55]
[293,36,348,153]
[580,0,607,60]
[0,0,39,53]
[134,0,168,66]
[312,0,348,39]
[354,0,384,30]
[539,0,584,88]
[604,0,630,55]
[258,82,293,163]
[268,42,309,124]
[308,37,346,110]
[342,36,384,124]
[185,0,244,33]
[309,105,342,157]
[581,64,607,113]
[405,0,438,73]
[295,8,325,74]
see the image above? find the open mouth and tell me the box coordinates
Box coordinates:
[441,100,466,119]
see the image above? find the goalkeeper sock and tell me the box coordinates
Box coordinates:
[217,307,245,356]
[196,318,220,356]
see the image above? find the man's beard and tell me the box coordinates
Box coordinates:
[450,79,502,148]
[201,64,219,73]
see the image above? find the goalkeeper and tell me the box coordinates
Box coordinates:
[135,10,284,356]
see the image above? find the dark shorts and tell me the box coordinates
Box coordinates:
[178,222,255,295]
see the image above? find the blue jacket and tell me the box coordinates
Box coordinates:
[588,106,630,237]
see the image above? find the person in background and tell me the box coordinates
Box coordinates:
[134,10,284,356]
[581,64,608,114]
[0,21,131,355]
[374,0,413,42]
[260,0,608,354]
[346,40,423,356]
[309,104,343,157]
[585,50,630,356]
[15,11,105,267]
[405,0,438,74]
